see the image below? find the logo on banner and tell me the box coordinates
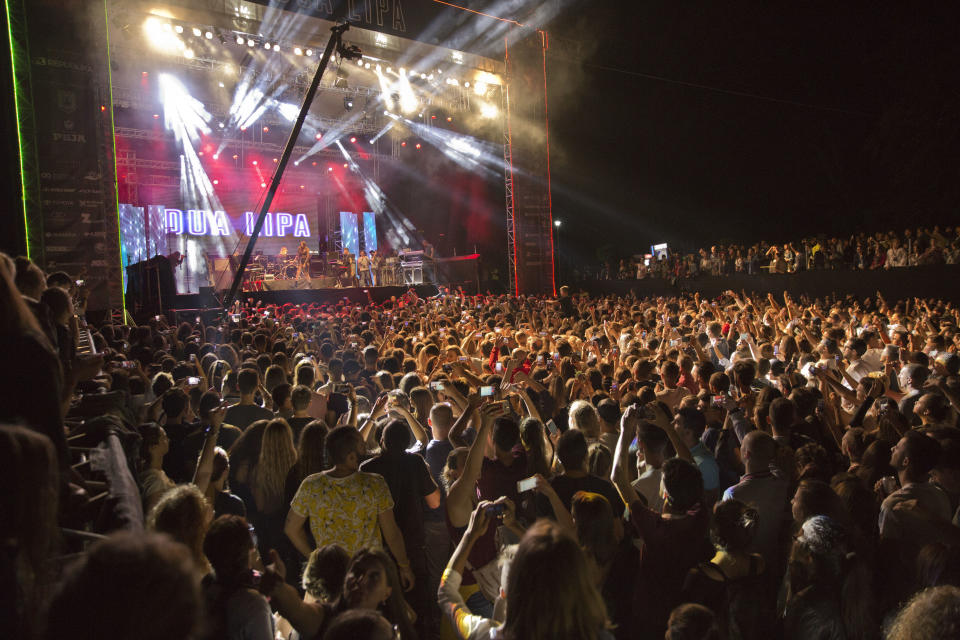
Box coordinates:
[164,208,311,238]
[57,90,76,114]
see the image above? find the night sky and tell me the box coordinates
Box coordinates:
[545,2,960,266]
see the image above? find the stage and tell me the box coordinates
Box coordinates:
[170,284,446,321]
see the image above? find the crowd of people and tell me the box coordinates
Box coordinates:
[6,247,960,640]
[585,225,960,281]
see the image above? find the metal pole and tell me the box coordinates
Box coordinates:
[224,23,354,308]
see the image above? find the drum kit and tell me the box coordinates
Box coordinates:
[241,253,305,291]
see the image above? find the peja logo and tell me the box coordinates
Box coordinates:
[164,209,311,238]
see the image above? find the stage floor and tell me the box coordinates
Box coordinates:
[170,284,446,318]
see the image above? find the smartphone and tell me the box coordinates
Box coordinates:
[189,354,196,362]
[494,327,501,333]
[264,311,270,317]
[536,355,544,364]
[230,314,240,322]
[517,476,538,493]
[485,503,506,516]
[292,332,299,339]
[441,364,453,374]
[154,315,161,322]
[75,279,85,287]
[611,382,618,392]
[459,356,469,362]
[121,360,137,369]
[546,419,559,435]
[711,395,726,407]
[480,385,495,397]
[495,362,504,373]
[552,352,560,360]
[418,331,425,338]
[430,381,444,391]
[195,316,201,323]
[404,321,410,326]
[474,332,483,338]
[350,342,358,348]
[335,383,352,394]
[773,345,780,356]
[539,331,548,337]
[187,376,200,386]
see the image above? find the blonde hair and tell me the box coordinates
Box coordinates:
[252,418,297,513]
[503,520,609,640]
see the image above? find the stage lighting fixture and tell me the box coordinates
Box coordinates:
[369,140,374,144]
[452,52,463,64]
[357,59,364,66]
[252,160,258,165]
[364,62,371,69]
[294,47,302,55]
[446,116,452,122]
[343,163,348,168]
[261,182,266,187]
[386,67,392,74]
[350,136,356,143]
[464,82,470,88]
[218,122,224,128]
[344,97,354,110]
[383,110,389,116]
[300,185,305,189]
[401,141,406,147]
[264,42,271,49]
[247,39,255,47]
[192,27,201,37]
[205,31,213,39]
[213,179,218,185]
[232,154,238,159]
[263,126,269,132]
[376,64,381,72]
[153,113,160,119]
[480,103,498,118]
[273,44,280,51]
[420,73,426,79]
[428,74,435,81]
[375,33,388,46]
[236,35,244,45]
[212,153,219,159]
[273,158,278,162]
[328,167,333,172]
[415,143,421,150]
[174,25,183,33]
[162,23,172,32]
[312,162,317,166]
[305,49,313,56]
[184,49,194,59]
[554,220,562,227]
[315,133,323,140]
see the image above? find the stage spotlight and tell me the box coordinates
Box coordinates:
[264,42,271,49]
[184,49,194,59]
[344,97,354,110]
[218,122,224,128]
[420,73,426,79]
[218,82,225,88]
[343,163,348,168]
[273,158,278,162]
[401,141,406,147]
[236,35,245,45]
[375,64,381,72]
[375,33,388,46]
[350,136,356,143]
[263,126,269,132]
[364,62,371,69]
[213,179,218,185]
[212,153,219,159]
[273,44,280,52]
[252,160,258,165]
[294,47,302,55]
[174,25,183,34]
[192,27,201,37]
[153,113,160,119]
[247,39,255,47]
[328,167,333,172]
[415,143,421,150]
[312,161,317,166]
[305,49,313,56]
[428,74,434,81]
[554,219,562,228]
[383,110,389,116]
[480,103,498,118]
[446,116,452,122]
[232,154,238,159]
[369,140,374,144]
[261,182,266,187]
[315,132,323,140]
[205,31,213,39]
[300,185,305,189]
[386,67,392,74]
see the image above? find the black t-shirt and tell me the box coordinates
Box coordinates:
[558,295,575,318]
[286,416,314,445]
[223,403,274,430]
[535,473,625,519]
[360,452,437,553]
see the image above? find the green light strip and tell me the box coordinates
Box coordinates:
[103,0,126,318]
[5,0,30,259]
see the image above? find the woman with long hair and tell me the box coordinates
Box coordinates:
[137,422,175,514]
[147,484,213,578]
[439,503,612,640]
[247,418,297,558]
[782,515,876,640]
[284,420,329,505]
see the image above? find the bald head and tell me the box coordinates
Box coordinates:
[742,430,776,473]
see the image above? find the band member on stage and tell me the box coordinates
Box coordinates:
[279,246,288,258]
[357,250,372,286]
[369,249,381,286]
[296,241,310,280]
[340,247,355,287]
